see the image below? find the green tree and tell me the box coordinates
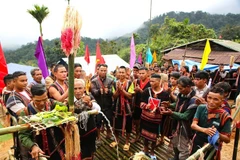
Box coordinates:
[150,17,216,52]
[44,40,64,66]
[76,41,85,56]
[27,5,50,37]
[220,25,240,40]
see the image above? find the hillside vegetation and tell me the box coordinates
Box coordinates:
[4,11,240,66]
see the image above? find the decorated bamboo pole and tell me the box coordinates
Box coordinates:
[61,5,82,112]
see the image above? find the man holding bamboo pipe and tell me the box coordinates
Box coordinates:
[190,87,232,159]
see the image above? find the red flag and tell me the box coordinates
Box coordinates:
[84,45,90,64]
[95,41,105,71]
[0,42,8,93]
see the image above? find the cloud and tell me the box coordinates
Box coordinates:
[0,0,239,48]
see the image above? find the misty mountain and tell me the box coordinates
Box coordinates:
[116,11,240,45]
[3,11,240,66]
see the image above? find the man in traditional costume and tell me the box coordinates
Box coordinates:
[140,74,169,159]
[162,76,197,160]
[131,67,150,143]
[190,87,232,160]
[161,72,180,148]
[28,68,43,89]
[91,64,114,143]
[110,66,134,151]
[6,71,31,118]
[74,78,100,160]
[48,64,68,102]
[18,84,66,160]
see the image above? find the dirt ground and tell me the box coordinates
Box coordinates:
[0,139,13,160]
[222,131,240,160]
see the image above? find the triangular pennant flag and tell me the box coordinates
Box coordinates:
[200,39,211,70]
[34,37,49,78]
[146,47,153,64]
[84,45,90,64]
[137,52,143,64]
[95,41,105,72]
[129,35,136,69]
[153,50,157,62]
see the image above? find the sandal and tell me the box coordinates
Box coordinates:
[109,141,118,148]
[123,143,130,151]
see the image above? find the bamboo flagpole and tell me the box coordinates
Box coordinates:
[60,5,82,112]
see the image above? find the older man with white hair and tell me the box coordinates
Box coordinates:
[74,78,100,160]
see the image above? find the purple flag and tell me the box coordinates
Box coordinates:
[35,37,49,78]
[137,52,143,64]
[129,35,136,69]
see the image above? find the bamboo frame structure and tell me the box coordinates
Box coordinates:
[0,110,98,136]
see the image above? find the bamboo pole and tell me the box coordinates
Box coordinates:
[0,110,98,135]
[68,53,74,112]
[187,144,212,160]
[0,124,30,135]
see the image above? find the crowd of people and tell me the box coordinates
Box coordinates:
[1,61,239,160]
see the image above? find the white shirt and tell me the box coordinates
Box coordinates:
[193,85,209,98]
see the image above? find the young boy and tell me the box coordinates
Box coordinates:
[2,74,14,104]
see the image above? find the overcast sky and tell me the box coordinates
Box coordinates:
[0,0,239,48]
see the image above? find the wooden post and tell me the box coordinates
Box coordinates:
[233,122,240,160]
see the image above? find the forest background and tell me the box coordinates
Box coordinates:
[3,11,240,67]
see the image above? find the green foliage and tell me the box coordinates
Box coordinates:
[150,17,216,51]
[234,39,240,43]
[27,4,49,36]
[27,5,49,24]
[220,25,240,40]
[76,41,85,56]
[4,38,85,66]
[4,12,240,66]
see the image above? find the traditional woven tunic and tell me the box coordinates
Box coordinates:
[140,87,169,142]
